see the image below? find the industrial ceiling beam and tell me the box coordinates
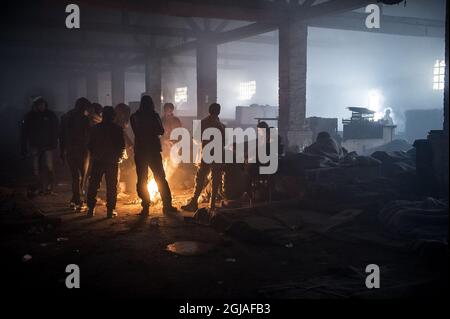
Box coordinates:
[163,0,377,55]
[1,16,198,39]
[310,11,445,38]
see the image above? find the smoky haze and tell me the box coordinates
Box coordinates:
[0,0,446,146]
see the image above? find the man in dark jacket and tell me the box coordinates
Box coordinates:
[181,103,225,212]
[130,95,178,217]
[60,97,91,210]
[20,96,59,195]
[86,106,125,218]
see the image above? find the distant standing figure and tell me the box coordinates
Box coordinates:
[304,131,343,162]
[130,95,178,217]
[382,109,394,125]
[161,102,183,164]
[86,106,125,218]
[20,97,59,195]
[60,97,91,211]
[161,103,182,141]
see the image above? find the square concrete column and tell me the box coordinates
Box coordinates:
[196,42,217,119]
[279,19,312,151]
[145,55,162,111]
[86,71,98,103]
[111,66,125,106]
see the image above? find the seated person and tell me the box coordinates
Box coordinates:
[304,131,343,162]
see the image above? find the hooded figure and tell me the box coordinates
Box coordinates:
[86,106,125,218]
[59,97,92,210]
[130,95,178,216]
[304,131,343,162]
[20,96,59,194]
[161,102,182,141]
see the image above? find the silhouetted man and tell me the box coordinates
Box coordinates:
[130,95,178,216]
[20,96,59,195]
[86,106,125,218]
[161,103,182,140]
[181,103,225,212]
[60,97,91,211]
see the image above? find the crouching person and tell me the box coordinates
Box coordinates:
[86,107,125,218]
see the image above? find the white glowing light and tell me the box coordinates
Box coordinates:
[174,87,188,104]
[238,80,256,101]
[433,59,445,91]
[368,89,384,120]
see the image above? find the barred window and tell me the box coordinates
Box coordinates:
[239,80,256,101]
[174,87,188,104]
[433,59,445,91]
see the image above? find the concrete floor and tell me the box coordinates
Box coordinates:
[1,174,446,299]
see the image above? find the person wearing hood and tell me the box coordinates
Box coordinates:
[59,97,92,211]
[86,106,125,218]
[130,95,178,217]
[20,96,59,195]
[161,102,183,159]
[304,131,343,162]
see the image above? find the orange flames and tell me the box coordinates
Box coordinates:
[147,178,159,202]
[146,158,176,205]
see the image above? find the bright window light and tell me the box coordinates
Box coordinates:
[174,87,188,104]
[433,59,445,90]
[368,89,385,120]
[239,80,256,101]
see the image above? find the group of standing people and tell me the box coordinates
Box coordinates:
[21,94,184,218]
[21,94,277,216]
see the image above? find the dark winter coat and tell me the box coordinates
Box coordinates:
[88,122,125,164]
[130,109,164,154]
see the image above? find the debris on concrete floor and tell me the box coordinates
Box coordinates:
[166,241,215,256]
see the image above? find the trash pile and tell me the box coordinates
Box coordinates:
[281,149,415,175]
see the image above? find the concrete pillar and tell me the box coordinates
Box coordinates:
[86,71,98,103]
[145,55,162,112]
[111,66,125,106]
[278,19,312,151]
[163,86,175,105]
[196,42,217,119]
